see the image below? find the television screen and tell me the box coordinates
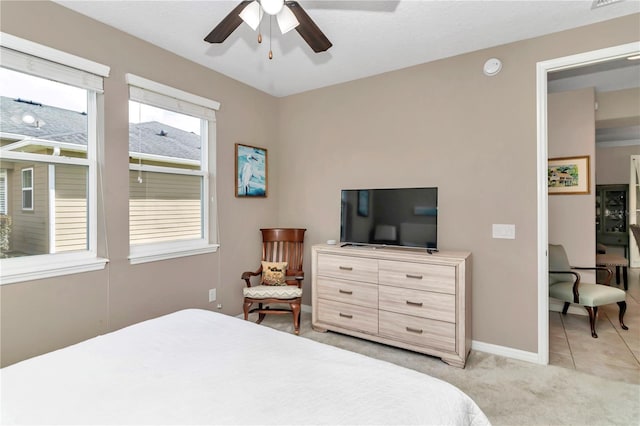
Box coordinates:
[340,187,438,249]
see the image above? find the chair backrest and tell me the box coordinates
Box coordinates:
[260,228,306,274]
[548,244,571,285]
[631,224,640,251]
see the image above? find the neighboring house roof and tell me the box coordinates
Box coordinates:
[0,96,88,146]
[0,96,200,161]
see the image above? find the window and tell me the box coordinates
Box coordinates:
[0,33,109,283]
[126,74,220,264]
[21,168,33,210]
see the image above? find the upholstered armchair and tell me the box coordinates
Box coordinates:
[549,244,628,338]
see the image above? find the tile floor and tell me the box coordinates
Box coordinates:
[549,266,640,384]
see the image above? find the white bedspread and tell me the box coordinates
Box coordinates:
[1,309,489,425]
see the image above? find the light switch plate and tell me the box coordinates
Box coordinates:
[493,224,516,239]
[208,288,217,302]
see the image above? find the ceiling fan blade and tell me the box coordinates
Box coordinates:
[285,1,332,53]
[204,1,251,44]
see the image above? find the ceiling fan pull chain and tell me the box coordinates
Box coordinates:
[269,15,273,60]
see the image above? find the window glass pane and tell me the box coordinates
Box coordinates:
[0,66,91,260]
[0,68,88,159]
[129,101,201,170]
[129,98,206,247]
[0,159,88,258]
[129,170,202,245]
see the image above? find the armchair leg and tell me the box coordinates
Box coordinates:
[585,306,598,338]
[618,301,629,330]
[243,301,252,321]
[291,302,301,335]
[562,302,570,315]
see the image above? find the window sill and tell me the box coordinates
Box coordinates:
[129,241,219,265]
[0,253,109,285]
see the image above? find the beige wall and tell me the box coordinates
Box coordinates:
[548,88,596,278]
[1,1,639,365]
[276,15,640,352]
[597,145,640,184]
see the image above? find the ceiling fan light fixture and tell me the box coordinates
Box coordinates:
[277,5,299,34]
[239,0,263,31]
[261,0,284,16]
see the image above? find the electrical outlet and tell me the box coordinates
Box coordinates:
[208,288,216,302]
[217,304,223,309]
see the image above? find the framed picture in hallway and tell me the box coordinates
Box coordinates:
[548,155,590,195]
[235,143,267,197]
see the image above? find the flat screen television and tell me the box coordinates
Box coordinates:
[340,187,438,250]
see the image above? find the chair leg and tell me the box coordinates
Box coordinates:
[585,306,598,338]
[291,302,301,335]
[562,302,570,315]
[618,301,629,330]
[256,303,265,324]
[243,301,252,321]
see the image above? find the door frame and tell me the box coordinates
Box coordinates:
[536,41,640,365]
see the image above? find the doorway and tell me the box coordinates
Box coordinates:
[536,41,640,365]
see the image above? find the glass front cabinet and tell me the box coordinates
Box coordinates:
[596,184,628,254]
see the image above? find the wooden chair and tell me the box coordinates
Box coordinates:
[549,244,628,338]
[242,228,306,334]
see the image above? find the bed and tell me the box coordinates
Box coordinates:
[1,309,489,425]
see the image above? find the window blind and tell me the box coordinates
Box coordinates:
[126,74,219,121]
[0,46,106,93]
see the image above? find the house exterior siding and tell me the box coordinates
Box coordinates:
[54,164,87,252]
[129,171,201,245]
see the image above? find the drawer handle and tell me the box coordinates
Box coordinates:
[406,327,423,334]
[406,300,423,307]
[339,313,353,319]
[406,274,423,280]
[339,266,353,271]
[339,289,353,295]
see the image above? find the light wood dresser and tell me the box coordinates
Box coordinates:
[311,244,472,368]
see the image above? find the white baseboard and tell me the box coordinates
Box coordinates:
[472,340,543,364]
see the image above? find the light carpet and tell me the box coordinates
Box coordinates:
[254,312,639,425]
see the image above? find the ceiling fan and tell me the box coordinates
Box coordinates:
[204,0,332,57]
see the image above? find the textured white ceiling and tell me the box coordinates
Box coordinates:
[54,0,640,97]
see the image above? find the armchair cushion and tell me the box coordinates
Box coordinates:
[549,282,626,307]
[548,244,572,284]
[243,285,302,299]
[260,261,288,286]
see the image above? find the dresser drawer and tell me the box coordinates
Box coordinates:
[316,299,378,335]
[317,254,378,283]
[379,260,456,294]
[379,285,455,323]
[317,277,378,308]
[379,310,455,352]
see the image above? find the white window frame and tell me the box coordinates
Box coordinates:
[21,168,34,211]
[126,74,220,264]
[0,168,8,215]
[0,33,109,285]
